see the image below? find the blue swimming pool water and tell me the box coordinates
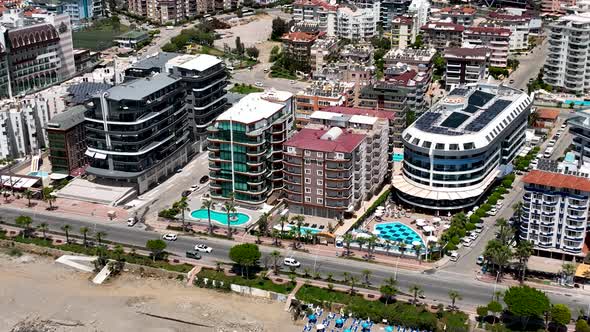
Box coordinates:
[28,171,49,177]
[299,226,321,234]
[374,222,424,246]
[393,153,404,162]
[190,209,250,226]
[565,100,590,106]
[565,152,576,163]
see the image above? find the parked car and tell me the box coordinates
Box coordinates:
[255,81,263,87]
[186,250,202,259]
[162,233,177,241]
[475,224,484,233]
[127,217,138,227]
[469,233,478,240]
[181,190,191,197]
[199,175,209,184]
[561,123,567,129]
[476,256,485,265]
[194,244,212,253]
[283,257,301,267]
[462,238,473,247]
[488,208,498,216]
[190,184,200,192]
[450,252,459,262]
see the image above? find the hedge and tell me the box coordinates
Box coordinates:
[353,186,391,228]
[196,268,294,294]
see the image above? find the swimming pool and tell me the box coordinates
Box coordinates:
[393,152,404,162]
[28,171,49,177]
[565,152,576,163]
[299,226,321,234]
[565,100,590,106]
[190,209,251,226]
[374,222,424,246]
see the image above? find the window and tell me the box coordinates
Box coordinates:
[305,159,311,165]
[317,152,323,158]
[317,160,323,166]
[317,198,323,205]
[305,187,311,193]
[317,170,323,176]
[304,150,311,156]
[336,152,345,159]
[287,147,296,153]
[317,189,323,195]
[305,169,311,174]
[305,178,311,184]
[435,143,445,150]
[317,179,323,185]
[305,196,311,202]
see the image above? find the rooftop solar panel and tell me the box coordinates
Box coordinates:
[440,112,470,128]
[67,82,112,104]
[463,104,479,114]
[450,87,469,96]
[465,99,511,132]
[468,90,494,107]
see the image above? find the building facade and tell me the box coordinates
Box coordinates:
[294,80,356,127]
[439,5,476,26]
[444,47,490,90]
[569,109,590,167]
[293,0,338,36]
[207,90,294,206]
[544,13,590,94]
[393,83,531,211]
[521,170,590,260]
[310,37,339,72]
[85,74,191,194]
[485,11,531,52]
[46,105,87,175]
[281,32,320,73]
[336,3,380,41]
[420,21,464,51]
[463,26,511,68]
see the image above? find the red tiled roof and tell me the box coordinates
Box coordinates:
[536,108,559,120]
[385,69,418,84]
[320,106,396,120]
[294,0,337,11]
[465,26,512,35]
[392,15,414,25]
[421,22,465,32]
[440,5,477,14]
[523,170,590,192]
[285,128,365,153]
[488,11,531,21]
[281,31,318,42]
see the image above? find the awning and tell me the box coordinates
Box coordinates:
[49,173,68,180]
[422,225,435,233]
[94,152,107,160]
[316,231,336,239]
[85,150,96,157]
[575,263,590,278]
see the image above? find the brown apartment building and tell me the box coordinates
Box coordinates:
[45,105,87,175]
[294,80,356,127]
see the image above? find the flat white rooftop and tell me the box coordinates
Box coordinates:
[174,54,222,72]
[217,89,292,124]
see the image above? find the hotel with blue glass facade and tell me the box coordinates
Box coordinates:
[521,170,590,261]
[392,83,531,211]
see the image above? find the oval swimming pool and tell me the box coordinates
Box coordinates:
[190,209,251,226]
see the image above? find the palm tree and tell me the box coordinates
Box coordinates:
[409,284,423,306]
[80,226,91,247]
[224,193,236,239]
[399,242,407,256]
[496,218,513,246]
[380,277,397,305]
[562,263,576,284]
[292,215,305,246]
[37,222,48,240]
[357,237,367,254]
[512,202,523,225]
[528,110,539,127]
[257,213,269,243]
[348,275,359,294]
[367,235,378,259]
[42,187,56,210]
[270,250,281,275]
[24,189,33,207]
[279,214,288,239]
[61,224,72,243]
[271,229,280,246]
[343,233,353,256]
[177,197,189,231]
[484,239,512,280]
[96,231,107,246]
[384,239,392,254]
[413,244,423,262]
[515,240,533,283]
[15,215,33,238]
[448,290,462,310]
[342,271,350,283]
[201,198,213,234]
[361,269,372,285]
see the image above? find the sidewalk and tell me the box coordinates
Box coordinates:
[475,272,590,295]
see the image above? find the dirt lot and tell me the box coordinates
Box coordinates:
[0,252,302,332]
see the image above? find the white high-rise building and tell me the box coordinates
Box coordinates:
[544,13,590,94]
[336,3,380,41]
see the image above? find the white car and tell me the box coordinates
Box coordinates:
[488,208,497,216]
[475,225,484,234]
[469,233,478,240]
[162,233,177,241]
[476,256,485,265]
[255,81,264,87]
[127,217,138,227]
[190,184,200,192]
[290,80,295,84]
[462,238,472,247]
[561,123,567,129]
[450,252,459,262]
[283,257,301,267]
[194,244,212,253]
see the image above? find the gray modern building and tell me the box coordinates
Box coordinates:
[569,109,590,167]
[84,73,191,194]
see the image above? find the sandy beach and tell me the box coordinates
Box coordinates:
[0,251,302,332]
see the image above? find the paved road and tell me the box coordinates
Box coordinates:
[1,206,588,313]
[508,38,549,91]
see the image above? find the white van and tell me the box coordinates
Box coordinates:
[450,252,459,262]
[462,238,473,247]
[544,147,554,158]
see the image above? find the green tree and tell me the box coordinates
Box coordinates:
[484,239,512,280]
[177,197,189,231]
[245,46,259,59]
[256,212,269,243]
[270,250,281,275]
[24,189,33,207]
[343,233,353,256]
[576,319,590,332]
[15,215,33,238]
[361,269,372,285]
[37,222,49,240]
[42,187,56,210]
[504,285,550,328]
[348,274,359,295]
[409,284,423,306]
[234,36,244,55]
[201,198,213,234]
[477,306,489,322]
[80,226,91,246]
[229,243,261,278]
[380,277,397,305]
[488,300,503,324]
[292,214,305,246]
[61,224,71,243]
[271,17,288,41]
[562,263,576,283]
[146,239,167,262]
[95,231,107,246]
[224,193,236,239]
[279,214,288,239]
[433,52,446,77]
[551,304,572,326]
[448,290,462,310]
[515,241,534,283]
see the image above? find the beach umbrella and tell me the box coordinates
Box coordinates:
[412,240,422,246]
[416,219,426,227]
[362,322,370,328]
[308,314,317,322]
[386,327,394,332]
[316,323,325,331]
[344,329,352,332]
[426,235,438,243]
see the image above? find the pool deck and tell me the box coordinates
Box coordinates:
[184,191,263,229]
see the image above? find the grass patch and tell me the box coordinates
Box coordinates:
[270,69,297,80]
[196,268,294,294]
[229,83,264,94]
[73,17,129,51]
[296,284,359,304]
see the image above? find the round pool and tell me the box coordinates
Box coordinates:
[190,209,251,226]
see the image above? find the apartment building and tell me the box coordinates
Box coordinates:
[521,170,590,260]
[544,13,590,94]
[128,0,215,23]
[207,90,294,206]
[463,26,511,68]
[486,11,531,52]
[444,47,490,90]
[380,0,412,29]
[46,105,87,175]
[383,64,430,113]
[393,83,531,211]
[281,32,321,73]
[293,0,338,36]
[336,3,380,41]
[294,81,356,127]
[313,62,374,83]
[310,37,339,72]
[0,9,76,98]
[85,74,191,194]
[543,0,576,14]
[569,109,590,167]
[439,5,476,26]
[420,21,464,51]
[283,127,367,218]
[384,47,436,71]
[390,15,415,49]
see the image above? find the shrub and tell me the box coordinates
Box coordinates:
[469,215,481,224]
[465,223,476,231]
